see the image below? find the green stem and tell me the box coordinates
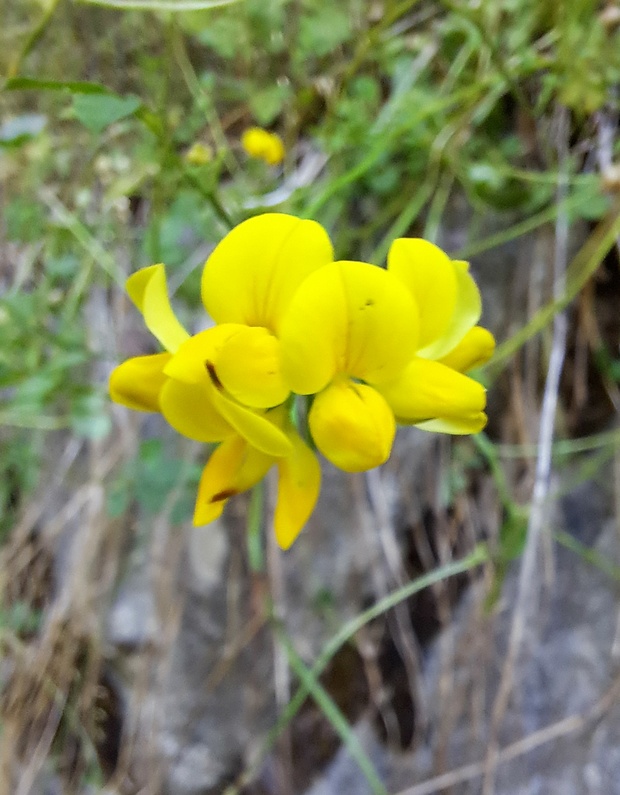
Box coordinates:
[229,547,488,792]
[276,625,388,795]
[6,0,63,80]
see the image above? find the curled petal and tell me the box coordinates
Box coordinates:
[202,213,333,333]
[388,238,457,350]
[164,326,292,455]
[126,265,190,353]
[414,414,488,435]
[274,432,321,550]
[387,240,481,359]
[193,436,273,526]
[438,326,495,372]
[378,357,487,432]
[209,387,293,457]
[159,379,232,443]
[280,260,419,395]
[309,379,396,472]
[109,352,171,412]
[423,260,482,359]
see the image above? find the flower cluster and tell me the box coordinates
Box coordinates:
[109,214,494,549]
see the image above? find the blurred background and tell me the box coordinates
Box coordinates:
[2,1,620,793]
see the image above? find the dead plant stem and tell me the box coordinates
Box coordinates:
[394,672,620,795]
[482,105,571,794]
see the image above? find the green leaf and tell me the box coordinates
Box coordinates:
[5,198,46,243]
[247,549,489,785]
[5,77,110,94]
[297,2,351,59]
[72,93,142,133]
[277,627,388,795]
[249,83,290,125]
[77,0,242,9]
[197,16,245,58]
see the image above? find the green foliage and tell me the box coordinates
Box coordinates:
[106,438,202,521]
[72,93,143,133]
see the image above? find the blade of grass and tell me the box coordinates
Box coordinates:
[276,625,388,795]
[6,0,63,80]
[554,529,620,583]
[40,189,126,287]
[78,0,242,9]
[494,426,620,459]
[487,198,620,374]
[170,22,240,176]
[303,81,496,219]
[473,433,518,517]
[370,176,436,265]
[228,546,488,793]
[454,187,597,261]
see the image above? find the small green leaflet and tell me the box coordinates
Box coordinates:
[72,93,142,133]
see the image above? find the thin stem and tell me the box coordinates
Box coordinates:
[6,0,63,80]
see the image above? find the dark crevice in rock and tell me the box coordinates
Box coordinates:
[561,242,620,437]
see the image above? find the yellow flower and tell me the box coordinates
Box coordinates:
[279,241,495,471]
[241,126,285,166]
[109,266,291,456]
[109,213,494,548]
[109,213,332,546]
[279,260,420,471]
[376,238,495,434]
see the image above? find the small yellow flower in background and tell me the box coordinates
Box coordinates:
[109,213,495,549]
[241,126,285,166]
[185,142,213,166]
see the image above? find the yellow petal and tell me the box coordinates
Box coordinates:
[163,325,293,454]
[159,378,233,442]
[274,432,321,550]
[209,387,293,457]
[438,326,495,372]
[309,379,396,472]
[215,326,289,408]
[414,414,488,435]
[193,435,273,525]
[201,214,334,334]
[377,357,487,431]
[164,325,241,384]
[280,260,419,395]
[387,241,482,359]
[387,238,457,351]
[164,324,288,408]
[422,260,481,359]
[109,353,171,412]
[126,265,190,353]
